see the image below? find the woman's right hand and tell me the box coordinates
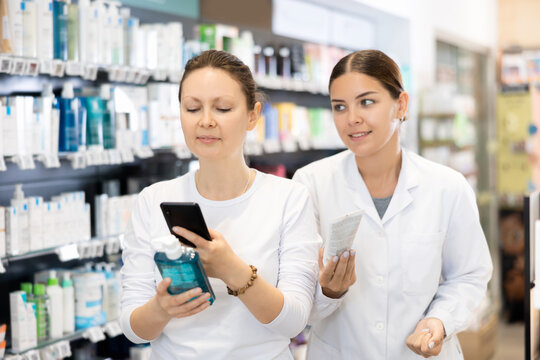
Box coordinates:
[153,278,212,319]
[318,247,356,299]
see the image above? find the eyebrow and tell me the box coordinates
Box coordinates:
[331,91,378,102]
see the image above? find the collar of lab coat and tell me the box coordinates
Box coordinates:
[342,148,421,227]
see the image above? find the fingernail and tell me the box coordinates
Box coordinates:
[421,328,430,332]
[172,226,180,232]
[350,250,356,256]
[429,342,434,349]
[343,251,349,259]
[192,287,202,294]
[333,256,339,263]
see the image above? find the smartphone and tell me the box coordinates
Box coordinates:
[160,202,211,248]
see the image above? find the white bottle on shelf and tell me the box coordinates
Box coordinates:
[46,270,63,339]
[11,184,29,254]
[21,0,37,58]
[62,272,75,334]
[36,0,54,65]
[7,0,24,56]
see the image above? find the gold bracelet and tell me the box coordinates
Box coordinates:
[227,265,258,296]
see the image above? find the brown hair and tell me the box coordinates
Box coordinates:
[178,50,261,109]
[329,50,404,99]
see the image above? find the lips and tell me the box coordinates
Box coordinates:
[197,135,220,143]
[349,131,372,139]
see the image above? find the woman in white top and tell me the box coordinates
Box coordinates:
[119,50,320,359]
[293,50,493,359]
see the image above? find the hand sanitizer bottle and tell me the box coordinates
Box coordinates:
[152,235,215,304]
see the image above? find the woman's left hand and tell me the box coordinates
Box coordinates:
[405,317,445,358]
[172,226,248,284]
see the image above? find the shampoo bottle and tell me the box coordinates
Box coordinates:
[101,84,115,149]
[58,82,79,152]
[46,270,63,338]
[52,0,67,60]
[32,283,49,341]
[62,272,74,334]
[66,0,78,61]
[152,235,215,304]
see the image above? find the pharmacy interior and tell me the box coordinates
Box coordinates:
[0,0,533,359]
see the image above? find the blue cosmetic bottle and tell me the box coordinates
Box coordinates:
[152,235,215,304]
[58,82,79,152]
[52,0,68,60]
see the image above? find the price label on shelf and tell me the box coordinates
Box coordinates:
[0,259,6,273]
[83,326,105,343]
[57,341,72,358]
[40,59,53,74]
[68,152,86,169]
[56,243,79,262]
[93,240,105,257]
[25,60,40,76]
[103,321,122,338]
[0,156,6,171]
[119,148,134,163]
[106,149,122,164]
[0,55,13,73]
[105,236,121,255]
[125,69,137,83]
[83,65,98,81]
[65,61,83,76]
[51,60,65,77]
[22,350,40,360]
[11,59,27,75]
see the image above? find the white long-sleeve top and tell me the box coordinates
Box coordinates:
[293,149,493,360]
[120,170,320,360]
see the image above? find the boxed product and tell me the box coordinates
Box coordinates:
[457,313,497,360]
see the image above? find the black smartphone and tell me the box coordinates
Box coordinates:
[160,202,212,248]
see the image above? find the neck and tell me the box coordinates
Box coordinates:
[355,134,402,198]
[196,155,252,201]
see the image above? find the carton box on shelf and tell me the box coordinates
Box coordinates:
[457,313,497,360]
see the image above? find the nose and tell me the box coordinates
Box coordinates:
[347,107,363,126]
[199,109,216,128]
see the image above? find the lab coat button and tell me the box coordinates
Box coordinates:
[376,275,384,284]
[375,322,384,330]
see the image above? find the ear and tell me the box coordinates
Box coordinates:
[247,102,262,131]
[396,91,409,118]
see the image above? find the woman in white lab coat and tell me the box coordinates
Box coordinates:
[293,50,493,359]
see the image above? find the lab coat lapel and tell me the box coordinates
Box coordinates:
[342,152,382,225]
[382,149,420,225]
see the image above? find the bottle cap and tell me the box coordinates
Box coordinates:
[61,83,75,99]
[42,83,54,98]
[100,84,111,100]
[151,235,183,260]
[47,270,59,286]
[34,283,46,296]
[13,184,24,200]
[62,273,73,287]
[20,282,33,295]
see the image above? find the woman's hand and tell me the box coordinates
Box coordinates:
[172,227,248,285]
[152,278,211,320]
[405,317,445,358]
[318,247,356,299]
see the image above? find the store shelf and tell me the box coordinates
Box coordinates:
[1,234,122,270]
[7,320,123,356]
[0,54,329,95]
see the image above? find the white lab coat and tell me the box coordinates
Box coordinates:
[293,149,493,360]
